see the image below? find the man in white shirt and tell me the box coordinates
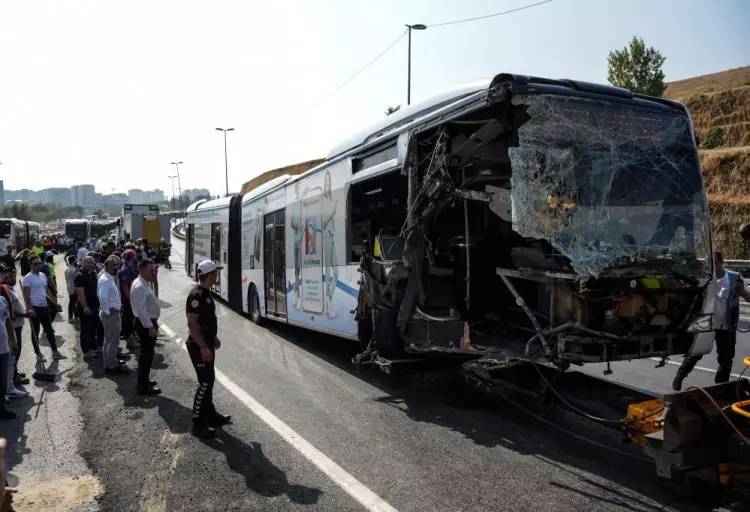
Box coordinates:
[674,252,750,390]
[22,255,64,361]
[131,259,161,395]
[76,243,89,267]
[98,256,126,374]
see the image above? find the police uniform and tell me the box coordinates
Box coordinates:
[185,283,228,431]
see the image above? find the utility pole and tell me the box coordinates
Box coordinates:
[170,161,184,213]
[215,128,234,196]
[405,24,426,106]
[168,175,177,211]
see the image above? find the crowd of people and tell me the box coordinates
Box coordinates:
[0,236,163,419]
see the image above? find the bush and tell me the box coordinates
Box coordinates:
[701,126,725,149]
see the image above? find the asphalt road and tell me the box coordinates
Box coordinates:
[6,241,742,511]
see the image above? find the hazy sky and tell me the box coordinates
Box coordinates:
[0,0,747,197]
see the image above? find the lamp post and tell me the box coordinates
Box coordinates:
[169,161,184,213]
[215,127,234,196]
[167,175,177,212]
[405,24,426,106]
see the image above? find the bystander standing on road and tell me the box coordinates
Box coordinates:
[0,266,30,394]
[186,260,231,438]
[98,256,127,374]
[14,249,31,277]
[0,295,18,419]
[75,255,101,360]
[131,259,161,395]
[65,255,78,323]
[118,249,138,349]
[673,251,750,390]
[76,243,88,267]
[22,255,65,361]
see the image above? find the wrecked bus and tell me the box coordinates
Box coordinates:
[198,73,715,369]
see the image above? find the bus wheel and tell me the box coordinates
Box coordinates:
[373,305,404,359]
[249,285,264,325]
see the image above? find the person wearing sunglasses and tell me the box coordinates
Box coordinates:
[22,256,64,361]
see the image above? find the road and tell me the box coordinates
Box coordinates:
[2,241,746,511]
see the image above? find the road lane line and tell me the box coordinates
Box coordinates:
[163,324,398,512]
[160,325,176,338]
[649,358,749,380]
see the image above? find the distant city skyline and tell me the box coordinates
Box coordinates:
[0,183,168,208]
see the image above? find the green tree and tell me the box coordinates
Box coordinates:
[385,105,401,116]
[0,202,31,220]
[607,36,666,97]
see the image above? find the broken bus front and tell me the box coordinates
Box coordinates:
[357,74,714,368]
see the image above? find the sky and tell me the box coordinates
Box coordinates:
[0,0,748,198]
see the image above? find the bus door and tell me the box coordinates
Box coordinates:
[210,223,221,295]
[263,210,286,318]
[219,222,229,299]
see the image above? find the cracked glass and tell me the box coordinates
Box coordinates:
[508,94,711,280]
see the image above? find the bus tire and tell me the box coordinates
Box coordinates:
[249,285,264,325]
[373,305,404,359]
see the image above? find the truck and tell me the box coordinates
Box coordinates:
[121,204,170,246]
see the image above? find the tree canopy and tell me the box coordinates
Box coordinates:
[607,36,666,97]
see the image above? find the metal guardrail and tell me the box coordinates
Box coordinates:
[171,220,186,240]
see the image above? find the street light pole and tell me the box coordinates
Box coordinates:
[168,175,177,211]
[215,127,234,196]
[170,161,184,213]
[405,24,426,106]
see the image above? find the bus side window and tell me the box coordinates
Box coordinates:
[347,171,407,264]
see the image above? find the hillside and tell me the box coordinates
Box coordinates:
[665,66,750,258]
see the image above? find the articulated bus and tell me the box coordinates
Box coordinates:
[186,72,716,367]
[0,218,41,259]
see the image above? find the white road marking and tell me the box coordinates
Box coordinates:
[649,357,749,380]
[160,325,176,338]
[164,324,398,512]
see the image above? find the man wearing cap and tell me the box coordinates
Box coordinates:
[186,260,230,438]
[131,259,161,395]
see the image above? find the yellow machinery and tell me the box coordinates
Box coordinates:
[623,356,750,506]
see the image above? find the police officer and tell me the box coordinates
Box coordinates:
[186,260,231,438]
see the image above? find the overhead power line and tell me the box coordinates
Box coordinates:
[299,30,407,113]
[299,0,553,112]
[427,0,553,28]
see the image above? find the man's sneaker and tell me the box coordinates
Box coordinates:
[192,424,216,439]
[137,385,161,396]
[0,409,17,420]
[207,413,232,426]
[14,376,30,386]
[17,372,26,378]
[36,354,47,363]
[83,351,98,360]
[6,387,29,398]
[52,351,67,360]
[672,375,683,392]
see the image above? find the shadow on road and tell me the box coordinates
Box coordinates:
[106,369,323,505]
[258,321,710,512]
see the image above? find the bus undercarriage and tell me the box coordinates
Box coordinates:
[355,80,711,369]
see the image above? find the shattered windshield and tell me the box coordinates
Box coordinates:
[508,93,711,280]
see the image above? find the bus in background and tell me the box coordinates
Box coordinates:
[25,221,41,248]
[185,72,715,369]
[65,219,90,243]
[184,196,242,307]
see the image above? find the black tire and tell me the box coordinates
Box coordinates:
[249,285,264,325]
[373,306,405,359]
